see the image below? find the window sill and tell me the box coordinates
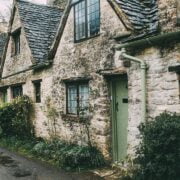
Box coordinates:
[74,33,100,44]
[61,113,90,123]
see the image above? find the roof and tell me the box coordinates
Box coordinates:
[0,33,7,58]
[17,0,64,64]
[114,0,159,40]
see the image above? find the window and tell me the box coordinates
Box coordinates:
[67,83,89,115]
[0,88,7,103]
[11,29,21,56]
[74,0,100,41]
[33,81,41,103]
[12,85,23,99]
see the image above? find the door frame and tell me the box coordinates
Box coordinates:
[108,74,128,162]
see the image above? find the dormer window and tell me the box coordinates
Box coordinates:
[11,29,21,56]
[74,0,100,42]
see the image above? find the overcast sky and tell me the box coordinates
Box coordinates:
[0,0,47,22]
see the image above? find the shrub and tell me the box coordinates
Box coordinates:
[0,96,34,139]
[0,95,105,170]
[134,112,180,180]
[31,139,105,170]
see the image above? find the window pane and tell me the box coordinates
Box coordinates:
[87,0,100,36]
[75,1,86,41]
[68,85,78,114]
[34,82,41,103]
[12,86,23,99]
[12,30,20,56]
[79,84,89,115]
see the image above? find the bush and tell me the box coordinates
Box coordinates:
[0,95,105,170]
[134,112,180,180]
[31,139,105,170]
[0,96,34,139]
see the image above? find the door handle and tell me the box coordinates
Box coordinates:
[116,102,119,111]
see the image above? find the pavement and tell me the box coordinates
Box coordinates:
[0,147,104,180]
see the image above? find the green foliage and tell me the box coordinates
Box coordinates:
[134,112,180,180]
[31,139,105,170]
[0,136,105,170]
[0,95,105,170]
[0,96,34,138]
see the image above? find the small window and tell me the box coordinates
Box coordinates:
[0,88,7,103]
[33,81,41,103]
[67,82,89,115]
[11,29,21,56]
[12,85,23,99]
[74,0,100,41]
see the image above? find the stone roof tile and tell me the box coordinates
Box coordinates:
[17,0,64,63]
[115,0,159,34]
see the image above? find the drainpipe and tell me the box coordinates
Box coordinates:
[119,48,147,122]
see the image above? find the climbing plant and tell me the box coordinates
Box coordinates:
[44,97,59,139]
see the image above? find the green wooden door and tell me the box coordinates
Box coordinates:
[111,76,128,162]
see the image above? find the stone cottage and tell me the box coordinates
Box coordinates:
[0,0,64,137]
[0,0,180,163]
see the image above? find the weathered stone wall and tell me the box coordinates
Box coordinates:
[0,0,179,162]
[51,0,128,159]
[158,0,179,32]
[50,0,67,9]
[123,45,180,155]
[2,9,32,77]
[52,0,180,159]
[0,8,54,140]
[177,0,180,24]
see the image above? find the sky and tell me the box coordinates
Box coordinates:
[0,0,47,22]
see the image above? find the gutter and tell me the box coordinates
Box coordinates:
[115,31,180,49]
[0,63,49,80]
[119,48,147,123]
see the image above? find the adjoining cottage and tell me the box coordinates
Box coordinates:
[0,0,64,137]
[0,0,180,163]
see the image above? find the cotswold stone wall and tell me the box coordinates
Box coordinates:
[158,0,179,32]
[2,10,32,77]
[0,8,54,140]
[51,0,127,159]
[51,0,180,159]
[51,0,67,9]
[1,0,179,161]
[124,44,180,155]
